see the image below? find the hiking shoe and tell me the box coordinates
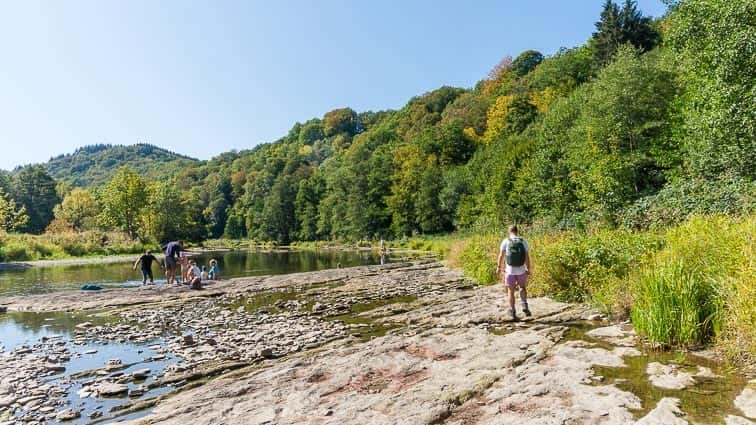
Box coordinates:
[510,309,519,321]
[523,308,532,317]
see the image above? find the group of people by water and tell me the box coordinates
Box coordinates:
[132,227,528,318]
[132,240,219,290]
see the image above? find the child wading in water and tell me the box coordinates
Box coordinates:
[496,225,532,321]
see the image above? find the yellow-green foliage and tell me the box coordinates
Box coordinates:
[631,216,755,354]
[459,234,500,285]
[0,231,147,261]
[528,229,661,314]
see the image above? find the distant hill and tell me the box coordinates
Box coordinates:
[42,144,200,187]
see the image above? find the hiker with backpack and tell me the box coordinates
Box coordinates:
[496,225,532,321]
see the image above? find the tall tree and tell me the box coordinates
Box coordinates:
[54,188,98,231]
[11,165,59,233]
[592,0,659,66]
[0,188,28,232]
[97,167,149,239]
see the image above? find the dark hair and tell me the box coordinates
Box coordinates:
[508,225,519,235]
[146,250,152,255]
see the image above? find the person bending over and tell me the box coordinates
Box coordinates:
[133,250,162,285]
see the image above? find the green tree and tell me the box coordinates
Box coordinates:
[667,0,756,179]
[259,176,296,243]
[511,50,544,77]
[98,167,149,239]
[11,165,60,233]
[53,188,98,231]
[323,108,360,137]
[144,180,201,242]
[592,0,659,66]
[0,188,28,232]
[298,120,325,145]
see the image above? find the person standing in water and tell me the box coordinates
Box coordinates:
[496,225,532,321]
[133,250,162,285]
[163,240,183,285]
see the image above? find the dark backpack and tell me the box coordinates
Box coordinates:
[506,238,526,267]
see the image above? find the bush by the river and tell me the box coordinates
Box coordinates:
[0,230,149,262]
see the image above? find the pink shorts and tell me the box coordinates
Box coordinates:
[505,273,528,288]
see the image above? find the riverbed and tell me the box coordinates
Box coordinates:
[0,257,754,424]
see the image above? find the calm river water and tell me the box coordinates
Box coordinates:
[0,249,392,297]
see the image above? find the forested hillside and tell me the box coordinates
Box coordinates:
[42,144,198,187]
[0,0,753,245]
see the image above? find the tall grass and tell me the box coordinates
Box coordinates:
[630,216,749,348]
[631,261,724,346]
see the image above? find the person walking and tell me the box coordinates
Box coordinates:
[496,225,532,321]
[132,250,162,285]
[163,240,183,285]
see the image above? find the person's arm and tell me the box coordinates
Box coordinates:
[133,257,141,271]
[525,247,532,274]
[496,243,505,275]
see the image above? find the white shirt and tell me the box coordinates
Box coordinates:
[190,265,202,280]
[500,237,529,276]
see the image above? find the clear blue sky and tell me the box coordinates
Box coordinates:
[0,0,666,170]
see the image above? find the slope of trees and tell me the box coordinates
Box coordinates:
[1,0,753,245]
[41,143,199,187]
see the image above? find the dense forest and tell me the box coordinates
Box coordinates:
[44,144,198,187]
[0,0,753,245]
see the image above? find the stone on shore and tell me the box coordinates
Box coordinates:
[92,382,129,397]
[735,387,756,419]
[646,362,694,390]
[635,397,687,425]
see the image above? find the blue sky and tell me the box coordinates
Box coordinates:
[0,0,666,170]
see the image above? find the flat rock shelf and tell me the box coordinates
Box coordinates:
[0,260,752,424]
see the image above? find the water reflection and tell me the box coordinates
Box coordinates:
[0,249,389,297]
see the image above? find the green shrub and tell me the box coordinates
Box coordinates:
[528,229,661,313]
[459,234,499,285]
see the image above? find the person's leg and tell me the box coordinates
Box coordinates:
[517,274,531,316]
[505,274,518,319]
[140,270,148,285]
[147,269,154,284]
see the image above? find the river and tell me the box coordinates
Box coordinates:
[0,249,392,297]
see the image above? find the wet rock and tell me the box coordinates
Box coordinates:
[182,334,195,346]
[695,365,721,379]
[585,324,637,347]
[258,348,274,359]
[131,368,151,379]
[646,362,694,390]
[636,397,687,425]
[92,382,129,397]
[83,349,98,355]
[55,408,80,421]
[312,302,326,313]
[735,387,756,419]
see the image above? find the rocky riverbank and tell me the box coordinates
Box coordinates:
[1,260,753,424]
